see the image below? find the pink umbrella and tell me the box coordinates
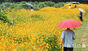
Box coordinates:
[58,20,82,28]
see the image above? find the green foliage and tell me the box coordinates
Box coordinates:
[44,36,60,51]
[54,2,65,8]
[0,11,10,23]
[0,1,65,23]
[0,1,65,10]
[44,1,55,7]
[8,2,23,9]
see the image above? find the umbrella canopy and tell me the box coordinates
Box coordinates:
[57,20,82,28]
[71,2,80,4]
[26,3,34,8]
[78,8,85,13]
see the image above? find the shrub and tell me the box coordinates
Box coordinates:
[0,11,10,23]
[44,36,60,51]
[44,1,55,7]
[54,2,65,8]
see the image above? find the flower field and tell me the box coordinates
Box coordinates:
[0,3,88,51]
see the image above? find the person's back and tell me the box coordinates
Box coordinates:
[62,30,75,47]
[61,28,75,51]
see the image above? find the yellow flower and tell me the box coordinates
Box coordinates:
[44,49,48,51]
[0,3,88,51]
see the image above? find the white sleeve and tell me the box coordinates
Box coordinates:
[61,31,65,39]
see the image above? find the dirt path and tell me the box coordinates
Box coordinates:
[74,13,88,51]
[81,23,88,48]
[81,18,88,49]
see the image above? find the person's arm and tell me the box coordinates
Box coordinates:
[60,31,65,48]
[60,38,64,49]
[73,32,76,40]
[61,38,64,45]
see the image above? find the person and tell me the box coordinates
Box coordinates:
[30,7,34,11]
[60,28,75,51]
[10,21,14,25]
[78,8,85,21]
[26,3,34,12]
[69,5,71,8]
[74,4,77,8]
[79,11,83,21]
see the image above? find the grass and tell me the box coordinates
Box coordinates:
[74,12,88,51]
